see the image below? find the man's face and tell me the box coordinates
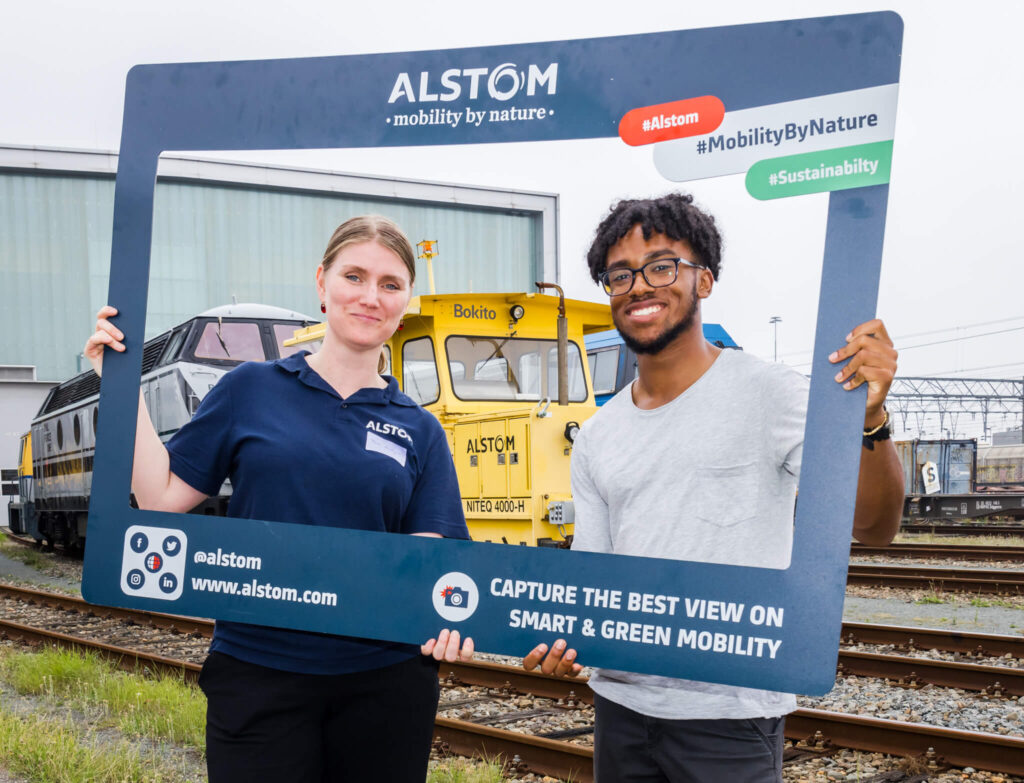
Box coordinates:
[605,226,706,356]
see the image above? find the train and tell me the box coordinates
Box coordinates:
[7,292,617,548]
[11,295,1023,547]
[6,304,318,548]
[284,290,615,545]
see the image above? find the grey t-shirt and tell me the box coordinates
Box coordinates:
[571,347,809,719]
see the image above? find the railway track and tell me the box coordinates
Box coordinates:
[2,583,1024,780]
[846,563,1024,594]
[852,541,1024,562]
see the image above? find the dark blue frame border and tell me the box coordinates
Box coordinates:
[83,12,902,695]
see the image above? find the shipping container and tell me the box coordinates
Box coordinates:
[977,444,1024,487]
[895,439,977,495]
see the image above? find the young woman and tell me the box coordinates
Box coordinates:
[86,215,473,783]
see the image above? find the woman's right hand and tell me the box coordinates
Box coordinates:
[83,305,125,377]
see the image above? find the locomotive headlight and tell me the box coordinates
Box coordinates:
[563,421,580,444]
[509,304,525,322]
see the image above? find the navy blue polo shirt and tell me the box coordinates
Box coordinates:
[166,351,468,674]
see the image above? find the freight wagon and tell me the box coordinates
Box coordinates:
[899,439,1024,522]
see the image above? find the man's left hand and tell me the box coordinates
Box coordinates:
[828,318,898,428]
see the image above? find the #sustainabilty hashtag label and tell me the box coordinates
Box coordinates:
[745,141,893,200]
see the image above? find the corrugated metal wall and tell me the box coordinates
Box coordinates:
[1,171,540,381]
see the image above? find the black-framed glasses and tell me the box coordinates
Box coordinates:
[598,257,705,296]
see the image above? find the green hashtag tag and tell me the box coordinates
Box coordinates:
[745,140,893,200]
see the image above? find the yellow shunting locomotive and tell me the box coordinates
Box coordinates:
[288,290,614,546]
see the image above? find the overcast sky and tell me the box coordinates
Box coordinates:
[3,0,1023,434]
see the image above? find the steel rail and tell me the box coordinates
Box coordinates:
[0,582,213,636]
[836,649,1024,696]
[785,708,1024,776]
[841,621,1024,657]
[852,542,1024,562]
[433,717,594,782]
[0,617,203,680]
[846,564,1024,594]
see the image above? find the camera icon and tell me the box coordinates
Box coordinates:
[432,572,478,622]
[443,586,469,607]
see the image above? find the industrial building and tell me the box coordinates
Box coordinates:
[0,144,559,484]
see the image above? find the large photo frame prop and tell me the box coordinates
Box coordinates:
[84,12,903,695]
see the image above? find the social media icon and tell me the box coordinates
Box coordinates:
[121,526,187,601]
[159,573,178,594]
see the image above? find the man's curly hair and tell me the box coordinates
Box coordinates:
[586,193,723,284]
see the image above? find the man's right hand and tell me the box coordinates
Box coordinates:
[522,639,582,677]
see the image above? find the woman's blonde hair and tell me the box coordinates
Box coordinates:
[320,215,414,375]
[321,215,416,282]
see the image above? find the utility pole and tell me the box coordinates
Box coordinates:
[769,316,781,362]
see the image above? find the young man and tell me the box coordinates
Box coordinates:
[524,193,904,782]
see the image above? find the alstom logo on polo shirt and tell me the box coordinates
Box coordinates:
[365,420,414,444]
[387,63,558,104]
[453,303,496,320]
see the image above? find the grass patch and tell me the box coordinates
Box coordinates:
[0,533,48,570]
[0,647,205,750]
[968,596,1019,609]
[913,594,947,605]
[0,708,193,782]
[427,756,508,783]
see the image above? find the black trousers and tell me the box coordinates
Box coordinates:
[593,694,784,783]
[199,652,440,783]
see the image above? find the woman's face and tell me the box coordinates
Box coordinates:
[317,240,412,352]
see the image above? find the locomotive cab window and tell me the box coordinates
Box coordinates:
[159,326,190,367]
[446,336,587,402]
[193,321,265,363]
[274,323,311,359]
[588,346,620,396]
[401,337,439,405]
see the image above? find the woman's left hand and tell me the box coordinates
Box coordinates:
[422,629,474,662]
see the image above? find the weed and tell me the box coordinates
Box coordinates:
[1,647,205,750]
[0,708,187,782]
[0,539,47,570]
[428,756,507,783]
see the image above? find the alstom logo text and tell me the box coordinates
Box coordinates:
[388,63,558,104]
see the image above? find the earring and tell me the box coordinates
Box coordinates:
[320,303,326,314]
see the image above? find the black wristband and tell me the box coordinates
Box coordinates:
[862,409,891,451]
